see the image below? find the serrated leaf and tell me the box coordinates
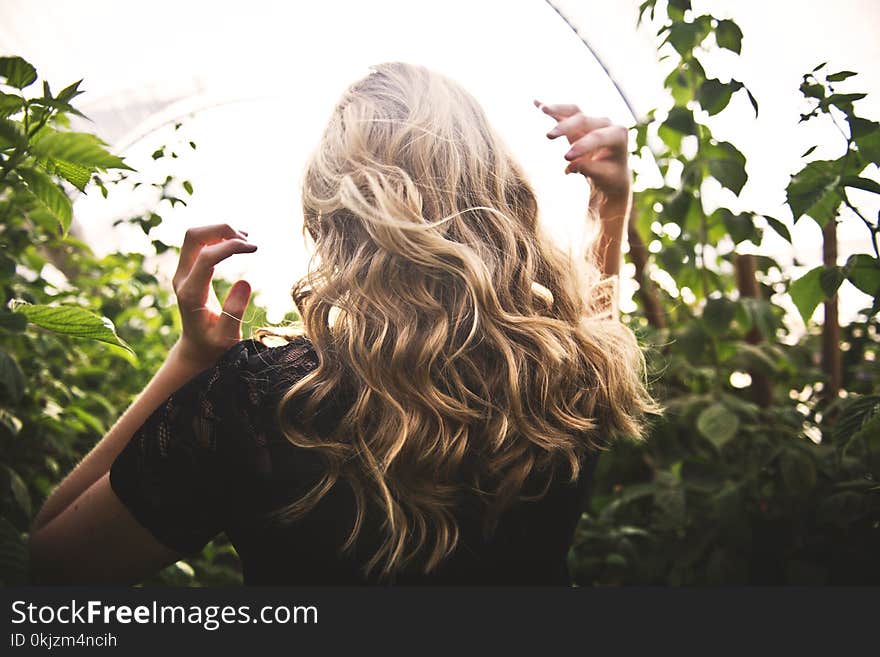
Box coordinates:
[47,158,91,192]
[789,266,824,324]
[11,302,136,357]
[786,159,841,226]
[697,403,739,448]
[31,130,131,170]
[0,56,37,89]
[0,118,27,149]
[17,167,73,234]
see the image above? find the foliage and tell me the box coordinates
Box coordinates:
[568,0,880,585]
[0,57,261,585]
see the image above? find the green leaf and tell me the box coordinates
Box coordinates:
[786,160,841,226]
[0,312,27,333]
[0,92,23,118]
[31,130,132,170]
[715,19,743,54]
[0,465,31,522]
[0,118,27,149]
[662,190,692,225]
[697,79,734,116]
[183,180,194,195]
[826,70,857,82]
[848,116,878,139]
[703,297,737,334]
[745,88,759,117]
[0,56,37,89]
[697,403,739,448]
[717,209,755,243]
[845,254,880,296]
[663,106,698,135]
[666,22,703,56]
[56,79,84,103]
[705,141,748,195]
[11,302,136,357]
[819,266,845,297]
[763,215,792,243]
[46,158,91,192]
[789,266,824,324]
[739,297,776,339]
[17,167,73,234]
[0,350,25,403]
[842,176,880,195]
[853,130,880,164]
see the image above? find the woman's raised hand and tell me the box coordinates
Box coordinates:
[171,223,258,368]
[535,100,632,207]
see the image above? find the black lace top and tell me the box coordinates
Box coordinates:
[109,337,597,585]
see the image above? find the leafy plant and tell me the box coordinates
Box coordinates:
[569,0,880,586]
[0,56,287,585]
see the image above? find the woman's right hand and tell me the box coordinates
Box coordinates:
[535,100,632,210]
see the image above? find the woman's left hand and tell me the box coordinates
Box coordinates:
[171,223,258,368]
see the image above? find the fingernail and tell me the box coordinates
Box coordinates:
[546,130,558,139]
[564,149,576,160]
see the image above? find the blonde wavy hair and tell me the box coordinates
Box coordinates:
[262,62,656,579]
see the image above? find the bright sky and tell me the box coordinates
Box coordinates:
[1,0,877,326]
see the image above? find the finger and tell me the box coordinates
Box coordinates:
[216,279,252,341]
[536,102,581,121]
[174,224,249,285]
[547,114,612,143]
[178,239,258,306]
[564,126,629,161]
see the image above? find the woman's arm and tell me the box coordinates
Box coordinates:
[30,341,213,533]
[589,192,631,281]
[536,101,633,311]
[29,223,257,583]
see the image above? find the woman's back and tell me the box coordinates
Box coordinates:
[109,338,597,585]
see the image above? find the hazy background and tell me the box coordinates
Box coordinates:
[1,0,877,324]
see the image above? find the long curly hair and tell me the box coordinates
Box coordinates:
[265,62,657,579]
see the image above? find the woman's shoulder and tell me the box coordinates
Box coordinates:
[211,334,320,401]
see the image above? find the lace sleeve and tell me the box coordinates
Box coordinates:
[108,339,291,554]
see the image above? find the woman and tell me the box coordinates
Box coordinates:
[28,62,656,585]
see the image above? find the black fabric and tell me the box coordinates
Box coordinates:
[109,337,598,585]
